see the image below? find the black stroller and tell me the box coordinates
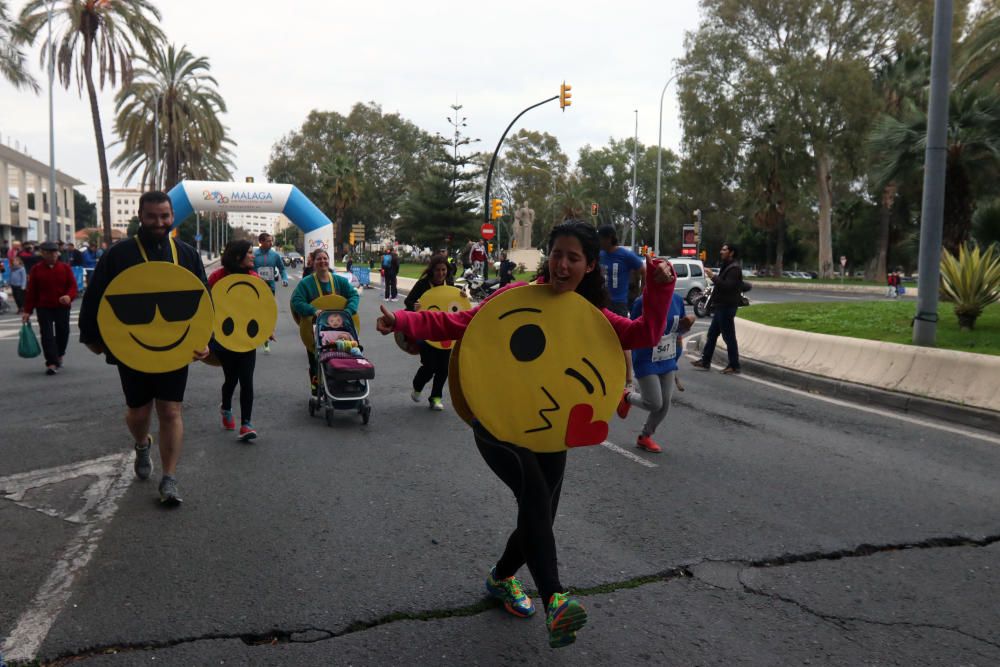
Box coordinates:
[308,310,373,425]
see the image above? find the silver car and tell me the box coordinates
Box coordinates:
[667,257,709,304]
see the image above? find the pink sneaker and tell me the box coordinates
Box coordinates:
[636,435,662,453]
[616,390,631,419]
[221,408,235,431]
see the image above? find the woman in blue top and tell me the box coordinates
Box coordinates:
[615,291,694,453]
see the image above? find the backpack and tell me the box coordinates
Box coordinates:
[382,254,392,269]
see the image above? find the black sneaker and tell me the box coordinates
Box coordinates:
[45,366,57,375]
[134,436,153,480]
[158,476,182,506]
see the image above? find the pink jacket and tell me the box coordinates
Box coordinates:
[393,260,674,350]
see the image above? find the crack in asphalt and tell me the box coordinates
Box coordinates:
[36,534,1000,665]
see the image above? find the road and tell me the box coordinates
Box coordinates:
[1,274,997,665]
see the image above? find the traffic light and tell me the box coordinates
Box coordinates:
[349,232,355,245]
[560,81,572,111]
[488,242,493,253]
[590,202,599,217]
[699,249,707,261]
[490,199,503,220]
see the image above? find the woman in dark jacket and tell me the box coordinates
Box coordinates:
[403,254,454,411]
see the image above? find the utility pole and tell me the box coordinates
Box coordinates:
[46,0,58,242]
[631,110,638,251]
[913,0,953,347]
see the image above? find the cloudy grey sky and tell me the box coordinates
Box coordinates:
[0,0,704,201]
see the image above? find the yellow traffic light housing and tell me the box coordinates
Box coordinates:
[490,199,503,220]
[560,81,572,111]
[699,249,707,262]
[590,202,598,217]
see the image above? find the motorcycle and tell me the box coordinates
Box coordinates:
[693,283,751,318]
[455,268,500,302]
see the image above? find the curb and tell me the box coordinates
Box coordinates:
[750,280,918,297]
[686,333,1000,434]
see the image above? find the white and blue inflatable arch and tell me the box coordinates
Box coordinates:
[167,180,333,254]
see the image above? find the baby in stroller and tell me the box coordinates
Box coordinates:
[312,310,374,425]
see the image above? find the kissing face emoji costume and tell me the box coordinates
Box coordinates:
[97,259,213,373]
[417,285,472,350]
[210,274,277,352]
[456,285,625,453]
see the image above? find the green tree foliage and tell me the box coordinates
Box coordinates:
[267,103,439,239]
[972,198,1000,248]
[18,0,165,246]
[320,154,361,254]
[0,0,37,91]
[396,162,480,249]
[112,43,235,190]
[73,190,95,231]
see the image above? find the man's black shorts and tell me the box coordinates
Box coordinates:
[117,364,189,408]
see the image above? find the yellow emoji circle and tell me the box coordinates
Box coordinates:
[456,285,625,453]
[418,285,472,350]
[296,295,361,350]
[448,338,475,425]
[97,262,213,373]
[210,274,277,353]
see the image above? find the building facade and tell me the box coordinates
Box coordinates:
[1,142,83,245]
[95,188,143,233]
[228,211,284,239]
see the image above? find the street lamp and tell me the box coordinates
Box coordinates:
[46,0,58,242]
[654,69,707,256]
[152,92,162,191]
[631,109,638,250]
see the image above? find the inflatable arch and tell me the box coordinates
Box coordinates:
[166,180,333,254]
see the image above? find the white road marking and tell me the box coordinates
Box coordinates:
[0,452,133,662]
[684,353,1000,447]
[601,440,658,468]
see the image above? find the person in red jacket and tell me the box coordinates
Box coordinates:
[22,241,78,375]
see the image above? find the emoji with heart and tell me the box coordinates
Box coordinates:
[456,285,625,453]
[417,285,472,350]
[210,274,277,353]
[97,262,213,373]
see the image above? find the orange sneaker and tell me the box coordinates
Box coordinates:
[616,390,631,419]
[636,435,662,453]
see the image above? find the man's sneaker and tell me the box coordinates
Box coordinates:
[485,566,536,618]
[263,340,271,353]
[636,434,663,453]
[45,366,57,375]
[158,476,182,506]
[410,389,422,403]
[546,592,587,648]
[221,407,236,431]
[690,359,710,370]
[616,390,631,419]
[239,423,258,442]
[134,436,153,480]
[430,397,444,411]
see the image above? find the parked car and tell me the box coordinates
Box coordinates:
[665,257,709,304]
[283,252,303,267]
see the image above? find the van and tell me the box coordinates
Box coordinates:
[665,257,708,304]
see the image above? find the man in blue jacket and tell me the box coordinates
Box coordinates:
[253,232,288,352]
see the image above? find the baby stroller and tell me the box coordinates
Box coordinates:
[309,310,374,426]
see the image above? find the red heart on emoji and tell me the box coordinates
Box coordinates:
[565,403,609,448]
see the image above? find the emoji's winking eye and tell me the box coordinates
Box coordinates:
[510,324,545,362]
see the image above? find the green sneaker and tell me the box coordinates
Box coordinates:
[546,592,587,648]
[430,397,444,411]
[485,566,535,618]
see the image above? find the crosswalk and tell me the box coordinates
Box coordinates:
[0,311,81,341]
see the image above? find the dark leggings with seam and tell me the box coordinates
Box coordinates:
[217,348,256,423]
[412,344,450,399]
[473,423,566,606]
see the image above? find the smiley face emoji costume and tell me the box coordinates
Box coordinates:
[416,285,471,350]
[455,286,625,453]
[96,237,213,374]
[210,274,277,353]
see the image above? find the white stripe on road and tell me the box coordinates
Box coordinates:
[685,354,1000,447]
[601,440,658,468]
[0,453,133,663]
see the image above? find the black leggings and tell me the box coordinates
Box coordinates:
[473,423,566,606]
[36,307,70,366]
[217,348,256,423]
[413,344,450,400]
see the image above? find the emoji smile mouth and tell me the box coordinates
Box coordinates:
[525,386,560,433]
[129,325,191,352]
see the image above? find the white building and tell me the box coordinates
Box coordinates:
[95,188,142,233]
[228,211,282,240]
[1,142,83,244]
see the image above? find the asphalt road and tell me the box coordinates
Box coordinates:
[1,274,997,666]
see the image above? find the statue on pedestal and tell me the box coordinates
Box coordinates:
[513,203,535,250]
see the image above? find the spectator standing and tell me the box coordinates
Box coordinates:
[81,243,99,286]
[382,247,399,302]
[497,251,516,287]
[9,257,27,312]
[20,243,41,275]
[691,242,744,375]
[22,241,77,374]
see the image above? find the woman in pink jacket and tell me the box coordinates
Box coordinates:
[376,220,676,648]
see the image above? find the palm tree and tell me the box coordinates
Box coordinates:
[321,155,361,255]
[869,87,1000,254]
[18,0,164,245]
[112,43,234,190]
[0,0,37,91]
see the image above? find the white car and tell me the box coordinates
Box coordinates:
[666,257,709,304]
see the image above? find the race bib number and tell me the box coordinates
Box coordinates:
[257,266,275,281]
[651,316,680,362]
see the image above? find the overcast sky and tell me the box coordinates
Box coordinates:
[0,0,704,202]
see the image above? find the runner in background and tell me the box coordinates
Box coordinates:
[253,233,288,353]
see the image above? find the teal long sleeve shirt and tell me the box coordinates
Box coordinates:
[290,272,359,317]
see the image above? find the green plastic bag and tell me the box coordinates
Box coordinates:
[18,322,41,358]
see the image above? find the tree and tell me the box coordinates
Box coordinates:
[0,0,37,91]
[396,164,480,249]
[112,43,235,190]
[73,190,96,230]
[18,0,164,246]
[679,0,904,276]
[320,154,361,254]
[869,88,1000,254]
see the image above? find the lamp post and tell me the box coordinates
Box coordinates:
[152,92,160,190]
[46,0,58,242]
[631,110,638,250]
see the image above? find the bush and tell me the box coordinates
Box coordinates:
[939,243,1000,330]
